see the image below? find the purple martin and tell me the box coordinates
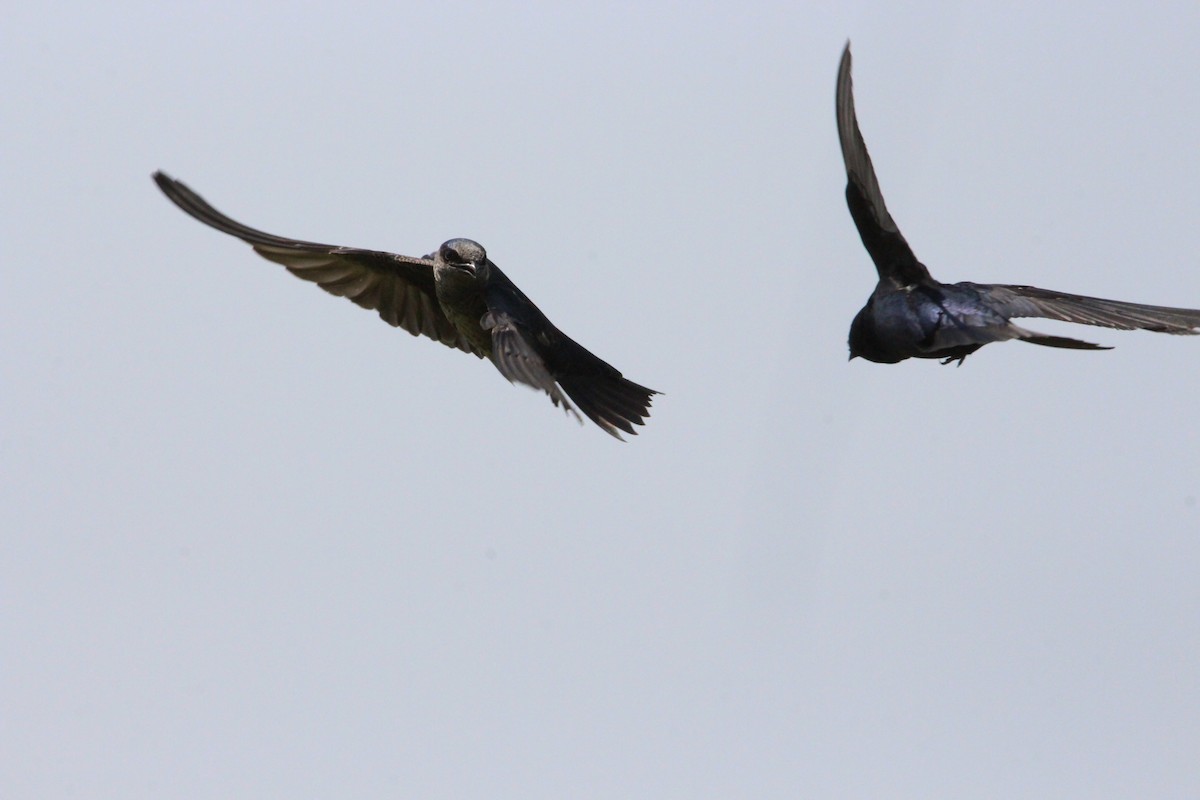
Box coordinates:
[837,43,1200,365]
[153,172,656,439]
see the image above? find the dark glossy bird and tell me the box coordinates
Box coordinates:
[153,172,657,439]
[837,43,1200,365]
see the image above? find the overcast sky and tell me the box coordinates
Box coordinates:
[4,1,1200,797]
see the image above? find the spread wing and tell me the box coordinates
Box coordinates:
[837,43,931,285]
[153,171,481,355]
[971,283,1200,334]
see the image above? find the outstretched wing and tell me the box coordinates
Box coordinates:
[837,43,931,286]
[153,171,480,355]
[972,283,1200,334]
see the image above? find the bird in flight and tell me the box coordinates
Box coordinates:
[153,172,657,439]
[836,43,1200,365]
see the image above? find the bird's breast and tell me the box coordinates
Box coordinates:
[434,272,493,355]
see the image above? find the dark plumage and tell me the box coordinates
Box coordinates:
[153,172,656,439]
[837,43,1200,365]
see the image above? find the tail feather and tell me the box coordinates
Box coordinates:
[582,379,655,422]
[1020,333,1112,351]
[557,374,657,441]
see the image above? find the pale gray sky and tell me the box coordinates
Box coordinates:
[4,1,1200,797]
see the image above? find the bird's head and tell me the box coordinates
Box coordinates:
[847,302,903,364]
[437,239,488,277]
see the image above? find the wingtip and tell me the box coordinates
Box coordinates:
[836,43,854,119]
[152,170,181,196]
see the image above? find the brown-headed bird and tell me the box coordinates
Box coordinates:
[153,172,656,438]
